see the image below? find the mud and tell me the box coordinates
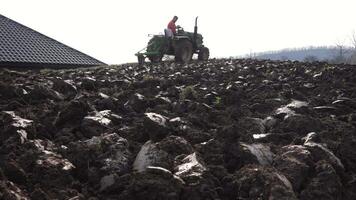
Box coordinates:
[1,59,356,199]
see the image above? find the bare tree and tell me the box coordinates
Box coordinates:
[333,42,348,64]
[350,31,356,64]
[351,31,356,48]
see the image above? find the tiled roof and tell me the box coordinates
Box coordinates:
[0,14,106,67]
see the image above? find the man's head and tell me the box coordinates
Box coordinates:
[173,16,178,22]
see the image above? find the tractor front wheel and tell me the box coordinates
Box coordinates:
[175,40,193,63]
[198,47,210,61]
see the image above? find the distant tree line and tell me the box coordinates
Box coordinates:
[241,32,356,65]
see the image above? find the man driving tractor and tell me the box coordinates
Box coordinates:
[167,16,178,35]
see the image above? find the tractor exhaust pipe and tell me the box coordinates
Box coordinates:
[194,17,198,35]
[193,17,198,49]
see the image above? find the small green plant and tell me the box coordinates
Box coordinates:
[180,85,198,101]
[213,96,222,106]
[39,68,52,74]
[142,75,155,81]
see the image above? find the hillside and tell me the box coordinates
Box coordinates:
[1,59,356,199]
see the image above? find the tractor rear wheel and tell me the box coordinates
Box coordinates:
[175,40,193,63]
[148,55,162,63]
[198,47,210,61]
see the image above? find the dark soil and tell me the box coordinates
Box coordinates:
[1,59,356,200]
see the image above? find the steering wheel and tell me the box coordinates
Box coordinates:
[176,25,184,33]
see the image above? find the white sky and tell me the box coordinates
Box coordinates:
[1,0,356,64]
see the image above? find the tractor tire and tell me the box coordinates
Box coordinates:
[175,40,193,63]
[148,55,162,63]
[198,47,210,61]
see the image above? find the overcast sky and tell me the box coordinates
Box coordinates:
[1,0,356,64]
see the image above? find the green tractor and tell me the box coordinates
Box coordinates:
[135,17,209,64]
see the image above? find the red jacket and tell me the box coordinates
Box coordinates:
[167,20,176,34]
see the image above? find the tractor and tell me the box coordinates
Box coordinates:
[135,17,209,64]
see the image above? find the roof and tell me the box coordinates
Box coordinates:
[0,14,106,68]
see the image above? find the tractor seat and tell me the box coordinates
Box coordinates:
[164,29,173,38]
